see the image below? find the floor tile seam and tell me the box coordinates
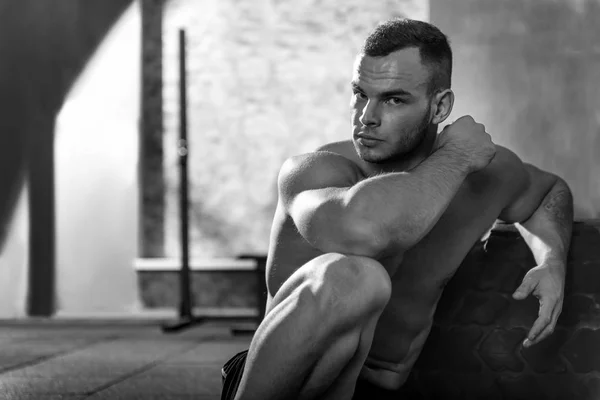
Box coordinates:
[79,341,206,398]
[161,361,228,366]
[154,332,245,362]
[0,333,215,373]
[0,335,123,376]
[0,363,225,380]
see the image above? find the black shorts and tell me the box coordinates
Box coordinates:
[220,349,417,400]
[221,350,249,400]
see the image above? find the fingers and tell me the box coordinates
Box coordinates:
[527,300,563,347]
[528,316,556,347]
[523,298,556,348]
[513,277,535,300]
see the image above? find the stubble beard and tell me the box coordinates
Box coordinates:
[355,108,432,165]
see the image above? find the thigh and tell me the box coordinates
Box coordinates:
[266,252,392,324]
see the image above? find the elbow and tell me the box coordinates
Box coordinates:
[340,198,398,257]
[554,176,572,191]
[341,190,415,257]
[308,217,389,258]
[307,202,390,258]
[342,215,391,258]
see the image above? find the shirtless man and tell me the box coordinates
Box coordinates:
[221,18,573,400]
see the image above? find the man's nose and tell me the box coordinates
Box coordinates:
[359,100,380,127]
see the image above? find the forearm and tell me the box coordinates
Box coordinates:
[515,178,574,273]
[346,146,471,251]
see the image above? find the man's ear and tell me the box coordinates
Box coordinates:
[430,89,454,125]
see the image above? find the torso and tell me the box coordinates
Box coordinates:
[264,140,516,390]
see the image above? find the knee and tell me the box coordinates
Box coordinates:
[306,253,392,319]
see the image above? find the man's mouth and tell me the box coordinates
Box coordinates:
[356,135,382,146]
[357,133,381,141]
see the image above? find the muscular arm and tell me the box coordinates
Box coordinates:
[497,147,574,346]
[515,178,573,271]
[346,145,472,254]
[279,146,471,261]
[499,160,574,275]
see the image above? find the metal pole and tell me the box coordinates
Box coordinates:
[178,28,192,319]
[162,28,193,332]
[161,28,259,334]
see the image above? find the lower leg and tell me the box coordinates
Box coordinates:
[234,253,391,400]
[234,286,345,400]
[299,307,384,400]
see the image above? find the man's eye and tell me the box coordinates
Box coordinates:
[386,97,403,105]
[353,92,367,100]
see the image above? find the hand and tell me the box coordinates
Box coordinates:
[512,262,565,348]
[436,115,496,173]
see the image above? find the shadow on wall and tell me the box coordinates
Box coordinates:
[0,0,132,313]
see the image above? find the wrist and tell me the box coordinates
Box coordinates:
[543,258,567,277]
[435,144,473,174]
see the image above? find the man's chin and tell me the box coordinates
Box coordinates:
[355,146,398,164]
[357,152,389,165]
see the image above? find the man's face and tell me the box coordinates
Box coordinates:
[351,47,434,164]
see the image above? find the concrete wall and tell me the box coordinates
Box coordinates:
[161,0,428,258]
[431,0,600,219]
[54,2,141,316]
[0,0,134,318]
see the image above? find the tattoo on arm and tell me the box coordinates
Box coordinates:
[543,188,573,220]
[541,180,574,240]
[517,177,574,267]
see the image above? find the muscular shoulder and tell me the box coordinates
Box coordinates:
[463,145,531,210]
[486,145,525,181]
[484,144,553,189]
[315,140,358,162]
[277,148,362,207]
[461,145,517,196]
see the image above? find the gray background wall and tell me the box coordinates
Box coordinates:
[0,0,134,317]
[432,0,600,219]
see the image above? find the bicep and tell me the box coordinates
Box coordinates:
[278,151,358,211]
[497,148,558,223]
[277,152,367,252]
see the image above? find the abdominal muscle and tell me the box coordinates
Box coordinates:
[360,332,428,390]
[358,284,442,391]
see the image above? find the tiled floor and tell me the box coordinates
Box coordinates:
[0,319,254,399]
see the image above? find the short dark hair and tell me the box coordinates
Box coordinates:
[361,18,453,95]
